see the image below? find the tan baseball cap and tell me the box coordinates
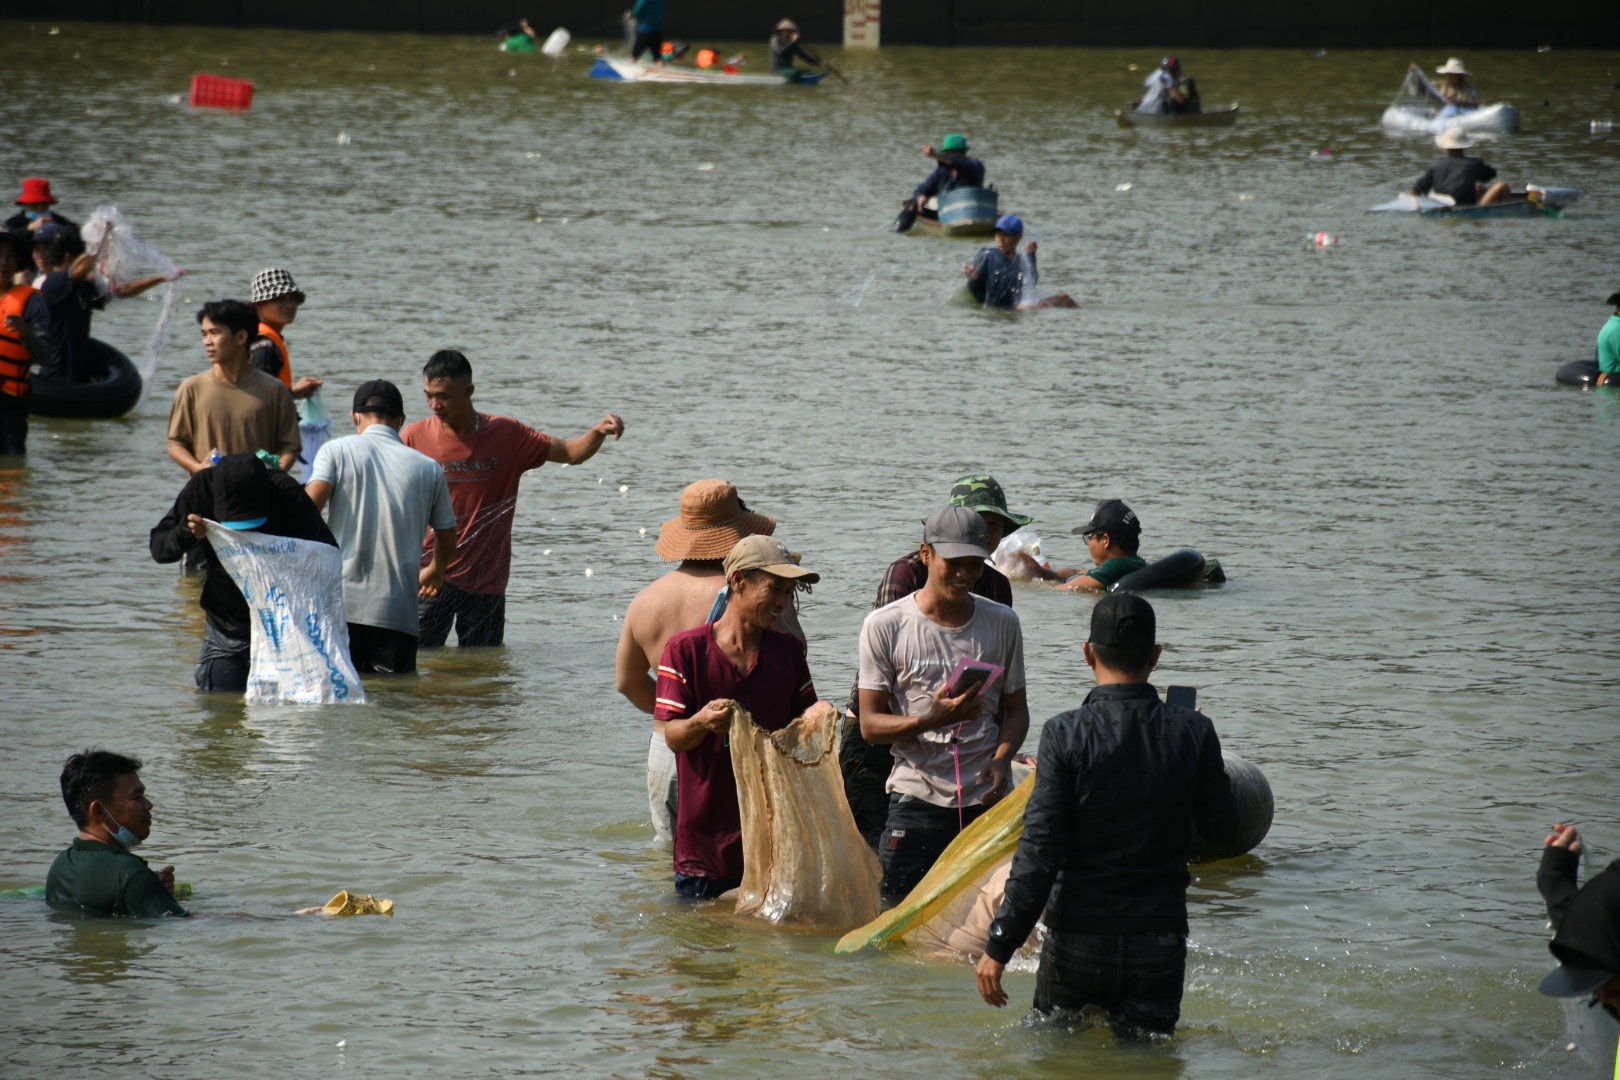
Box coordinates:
[722,535,819,583]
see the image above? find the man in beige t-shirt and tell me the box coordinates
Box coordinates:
[167,299,299,475]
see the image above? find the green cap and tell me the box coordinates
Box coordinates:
[941,132,968,152]
[945,474,1032,528]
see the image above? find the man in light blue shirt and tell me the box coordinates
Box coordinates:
[306,380,457,673]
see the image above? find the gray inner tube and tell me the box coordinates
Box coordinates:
[1556,359,1602,387]
[1112,548,1207,592]
[1190,751,1273,863]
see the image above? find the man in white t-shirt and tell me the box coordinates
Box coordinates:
[858,505,1029,900]
[305,380,457,674]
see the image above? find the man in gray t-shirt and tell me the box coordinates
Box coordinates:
[858,505,1029,899]
[306,380,457,674]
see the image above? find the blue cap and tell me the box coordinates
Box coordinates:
[994,214,1024,236]
[221,515,269,530]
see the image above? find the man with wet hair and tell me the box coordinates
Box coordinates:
[975,593,1237,1038]
[402,349,625,648]
[655,535,820,898]
[46,749,189,918]
[858,505,1029,899]
[167,299,301,475]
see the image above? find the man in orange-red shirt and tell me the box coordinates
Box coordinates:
[401,349,624,647]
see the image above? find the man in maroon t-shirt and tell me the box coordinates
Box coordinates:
[655,535,820,898]
[401,349,624,647]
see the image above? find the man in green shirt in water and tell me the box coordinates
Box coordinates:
[46,749,189,918]
[1010,499,1147,591]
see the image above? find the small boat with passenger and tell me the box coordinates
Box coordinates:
[908,187,999,238]
[1367,184,1581,219]
[1115,104,1239,129]
[588,55,825,85]
[1380,63,1519,136]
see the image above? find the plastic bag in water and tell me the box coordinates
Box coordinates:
[729,701,882,929]
[80,205,180,403]
[993,524,1049,578]
[203,521,367,704]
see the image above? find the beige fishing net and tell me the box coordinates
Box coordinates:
[728,701,882,930]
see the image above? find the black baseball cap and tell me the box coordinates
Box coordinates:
[353,379,404,417]
[1071,498,1141,538]
[1089,592,1156,649]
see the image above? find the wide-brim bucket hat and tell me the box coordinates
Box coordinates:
[655,479,777,561]
[1435,57,1469,75]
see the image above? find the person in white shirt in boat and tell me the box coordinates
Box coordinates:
[1413,58,1479,119]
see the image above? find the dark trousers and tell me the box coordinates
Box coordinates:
[838,712,892,849]
[194,623,249,692]
[347,623,419,674]
[878,793,986,900]
[674,873,738,900]
[0,391,27,455]
[630,29,662,60]
[1033,931,1188,1038]
[418,583,506,648]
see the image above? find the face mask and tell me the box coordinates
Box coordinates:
[101,807,142,849]
[25,210,44,220]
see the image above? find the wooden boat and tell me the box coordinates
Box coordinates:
[1115,104,1239,129]
[588,56,825,85]
[910,187,999,238]
[29,339,142,419]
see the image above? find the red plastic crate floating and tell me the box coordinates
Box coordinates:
[190,73,253,110]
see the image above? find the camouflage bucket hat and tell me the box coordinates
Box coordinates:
[944,474,1033,528]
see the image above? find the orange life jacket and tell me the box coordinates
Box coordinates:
[256,321,293,390]
[0,284,37,397]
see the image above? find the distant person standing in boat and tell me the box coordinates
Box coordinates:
[1594,291,1620,387]
[768,19,826,81]
[248,268,322,401]
[1137,56,1200,115]
[625,0,664,62]
[401,349,625,648]
[1412,130,1510,207]
[895,133,984,234]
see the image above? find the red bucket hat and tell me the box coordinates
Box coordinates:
[16,178,58,206]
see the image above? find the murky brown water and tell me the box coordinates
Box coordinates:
[2,21,1619,1078]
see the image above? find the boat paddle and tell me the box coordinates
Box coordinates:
[821,60,850,85]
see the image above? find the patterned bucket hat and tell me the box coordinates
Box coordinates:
[945,474,1033,528]
[250,267,306,305]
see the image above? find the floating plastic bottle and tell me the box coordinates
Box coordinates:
[1309,231,1340,246]
[1592,120,1613,134]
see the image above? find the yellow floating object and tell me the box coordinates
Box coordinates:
[834,770,1034,954]
[321,890,393,916]
[729,700,882,930]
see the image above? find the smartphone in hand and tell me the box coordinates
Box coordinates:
[945,658,1005,700]
[1166,685,1197,709]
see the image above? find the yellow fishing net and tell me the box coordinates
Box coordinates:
[728,701,882,930]
[835,769,1035,954]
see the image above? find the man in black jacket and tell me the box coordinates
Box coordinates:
[974,592,1237,1037]
[149,453,335,691]
[1536,824,1620,1021]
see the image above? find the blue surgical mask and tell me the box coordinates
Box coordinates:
[101,808,143,850]
[24,210,46,221]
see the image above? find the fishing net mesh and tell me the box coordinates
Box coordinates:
[1390,67,1435,112]
[729,701,882,930]
[80,205,179,405]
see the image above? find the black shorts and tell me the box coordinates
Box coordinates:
[347,623,419,674]
[418,583,506,648]
[877,793,986,900]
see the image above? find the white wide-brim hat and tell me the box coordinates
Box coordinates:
[1435,129,1475,150]
[1435,57,1470,75]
